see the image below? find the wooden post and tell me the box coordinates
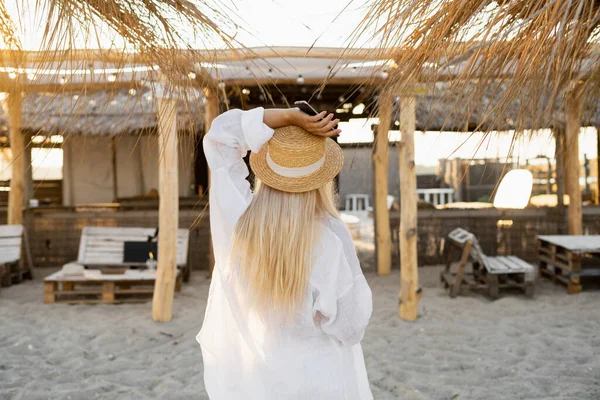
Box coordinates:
[152,97,179,322]
[398,95,420,321]
[23,132,33,206]
[597,128,600,204]
[204,88,219,275]
[565,86,584,235]
[372,92,393,275]
[555,128,566,234]
[204,88,219,131]
[136,140,146,196]
[62,137,75,206]
[6,92,24,225]
[111,137,118,202]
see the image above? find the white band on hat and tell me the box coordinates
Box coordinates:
[266,151,325,178]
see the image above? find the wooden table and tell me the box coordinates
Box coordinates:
[44,269,181,304]
[537,235,600,293]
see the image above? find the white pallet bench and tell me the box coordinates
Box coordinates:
[44,269,182,304]
[0,225,33,287]
[67,227,190,282]
[441,228,536,298]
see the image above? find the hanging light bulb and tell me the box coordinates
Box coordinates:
[128,88,137,96]
[107,74,117,82]
[381,70,389,79]
[241,88,250,95]
[297,75,304,85]
[187,71,197,80]
[8,72,17,79]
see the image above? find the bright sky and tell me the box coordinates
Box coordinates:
[5,0,374,50]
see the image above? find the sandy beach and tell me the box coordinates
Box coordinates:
[1,258,599,400]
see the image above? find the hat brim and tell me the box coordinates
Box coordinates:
[249,138,344,193]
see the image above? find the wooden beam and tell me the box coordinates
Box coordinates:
[136,139,147,196]
[0,47,391,64]
[21,81,137,93]
[398,95,420,321]
[203,88,219,131]
[23,132,33,206]
[152,97,179,322]
[221,76,386,87]
[62,137,76,206]
[204,87,219,276]
[597,127,600,205]
[111,137,118,202]
[5,91,24,225]
[372,92,393,275]
[565,86,584,235]
[555,128,566,234]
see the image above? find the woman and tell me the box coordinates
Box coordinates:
[197,107,373,399]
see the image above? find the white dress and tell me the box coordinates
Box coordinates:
[197,107,373,400]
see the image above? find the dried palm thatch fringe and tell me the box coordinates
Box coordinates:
[350,0,600,135]
[0,0,244,100]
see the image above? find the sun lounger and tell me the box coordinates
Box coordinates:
[0,225,33,287]
[441,228,536,298]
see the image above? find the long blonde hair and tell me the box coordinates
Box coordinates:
[232,180,339,315]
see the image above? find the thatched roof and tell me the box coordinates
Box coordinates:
[4,79,599,138]
[0,88,204,137]
[354,0,600,132]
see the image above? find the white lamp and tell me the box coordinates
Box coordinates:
[493,169,533,209]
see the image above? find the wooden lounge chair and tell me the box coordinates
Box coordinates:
[0,225,33,287]
[441,228,536,298]
[66,227,191,282]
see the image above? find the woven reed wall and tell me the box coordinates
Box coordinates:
[0,208,211,270]
[1,206,599,269]
[390,207,600,266]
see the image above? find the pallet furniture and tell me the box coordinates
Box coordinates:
[44,269,182,304]
[537,235,600,294]
[67,227,191,282]
[441,228,536,298]
[0,225,33,287]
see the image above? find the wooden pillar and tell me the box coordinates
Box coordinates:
[204,88,219,275]
[597,128,600,204]
[565,86,584,235]
[111,137,118,202]
[555,128,566,234]
[23,132,33,206]
[136,140,146,196]
[372,92,392,275]
[6,92,24,225]
[152,97,179,322]
[62,137,75,206]
[398,95,420,321]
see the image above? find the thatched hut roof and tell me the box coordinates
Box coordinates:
[353,1,600,131]
[0,88,204,137]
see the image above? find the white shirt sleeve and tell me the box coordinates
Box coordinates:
[203,108,275,261]
[311,220,373,346]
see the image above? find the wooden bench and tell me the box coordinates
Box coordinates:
[537,235,600,294]
[44,269,182,304]
[0,225,33,287]
[67,227,190,282]
[441,228,536,298]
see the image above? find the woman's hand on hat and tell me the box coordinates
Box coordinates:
[291,109,341,137]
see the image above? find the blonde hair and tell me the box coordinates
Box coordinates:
[232,180,339,315]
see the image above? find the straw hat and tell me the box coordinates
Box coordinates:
[250,125,344,193]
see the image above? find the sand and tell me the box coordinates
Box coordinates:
[1,223,599,399]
